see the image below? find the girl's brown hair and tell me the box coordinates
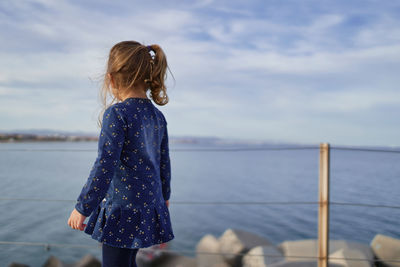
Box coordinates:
[98,40,171,127]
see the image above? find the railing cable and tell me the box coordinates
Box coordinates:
[0,197,400,209]
[331,146,400,154]
[0,146,319,152]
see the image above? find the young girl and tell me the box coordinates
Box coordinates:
[67,40,174,267]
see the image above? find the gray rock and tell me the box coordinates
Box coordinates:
[143,250,196,267]
[268,261,342,267]
[278,239,374,263]
[74,254,101,267]
[196,234,230,267]
[219,228,273,267]
[370,234,400,267]
[8,263,30,267]
[329,248,371,267]
[331,240,374,261]
[42,256,63,267]
[278,239,317,262]
[242,245,284,267]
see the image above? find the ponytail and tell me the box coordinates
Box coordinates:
[146,44,169,106]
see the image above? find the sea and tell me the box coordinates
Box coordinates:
[0,141,399,266]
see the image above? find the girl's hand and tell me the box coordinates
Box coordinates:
[165,200,169,208]
[68,208,87,231]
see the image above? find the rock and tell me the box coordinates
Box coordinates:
[74,254,101,267]
[328,240,374,262]
[196,234,229,267]
[8,263,30,267]
[267,261,342,267]
[329,248,371,267]
[144,250,196,267]
[278,239,374,263]
[370,234,400,267]
[42,255,63,267]
[242,245,284,267]
[278,239,318,262]
[269,262,317,267]
[219,228,273,267]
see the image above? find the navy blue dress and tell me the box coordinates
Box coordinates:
[75,97,174,249]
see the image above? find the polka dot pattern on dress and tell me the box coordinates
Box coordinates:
[75,97,174,249]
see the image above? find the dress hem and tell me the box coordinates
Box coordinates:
[85,230,175,249]
[83,200,175,249]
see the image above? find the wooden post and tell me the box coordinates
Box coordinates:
[318,143,330,267]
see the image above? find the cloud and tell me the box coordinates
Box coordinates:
[1,0,400,146]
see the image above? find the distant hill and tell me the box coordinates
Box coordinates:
[0,128,294,146]
[0,129,97,137]
[2,129,397,150]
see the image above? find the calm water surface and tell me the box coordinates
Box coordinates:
[0,141,399,266]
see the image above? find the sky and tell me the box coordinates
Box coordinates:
[0,0,399,147]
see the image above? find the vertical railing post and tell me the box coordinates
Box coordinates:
[318,143,330,267]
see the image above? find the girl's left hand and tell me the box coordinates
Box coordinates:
[68,208,87,231]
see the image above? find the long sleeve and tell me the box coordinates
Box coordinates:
[75,105,126,216]
[160,122,171,201]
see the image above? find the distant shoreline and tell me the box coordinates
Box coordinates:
[0,132,269,145]
[0,133,97,143]
[1,132,399,149]
[0,133,234,145]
